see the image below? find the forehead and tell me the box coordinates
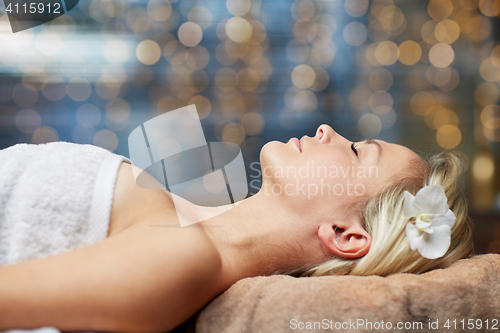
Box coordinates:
[378,140,420,174]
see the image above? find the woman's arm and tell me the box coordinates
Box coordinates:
[0,221,222,332]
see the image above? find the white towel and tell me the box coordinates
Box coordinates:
[0,141,130,332]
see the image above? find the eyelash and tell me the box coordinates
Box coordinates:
[351,143,358,156]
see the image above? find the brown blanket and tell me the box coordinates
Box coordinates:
[175,254,500,333]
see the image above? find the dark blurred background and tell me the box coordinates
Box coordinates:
[1,0,500,253]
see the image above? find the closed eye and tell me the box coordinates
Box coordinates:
[351,143,358,156]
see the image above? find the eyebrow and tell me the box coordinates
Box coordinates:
[364,138,382,162]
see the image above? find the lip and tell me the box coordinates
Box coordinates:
[290,137,301,152]
[300,135,306,151]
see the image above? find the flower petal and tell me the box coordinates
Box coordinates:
[403,191,418,218]
[405,223,422,251]
[413,185,448,215]
[416,225,451,259]
[415,219,434,233]
[432,209,456,228]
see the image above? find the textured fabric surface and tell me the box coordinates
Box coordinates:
[0,142,129,333]
[193,254,500,333]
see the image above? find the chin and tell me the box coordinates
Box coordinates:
[259,140,287,173]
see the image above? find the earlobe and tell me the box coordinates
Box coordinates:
[318,222,372,259]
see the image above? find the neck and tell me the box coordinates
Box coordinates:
[198,190,324,291]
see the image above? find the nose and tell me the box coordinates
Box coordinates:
[315,124,352,146]
[315,124,337,144]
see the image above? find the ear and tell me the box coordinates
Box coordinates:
[317,218,372,259]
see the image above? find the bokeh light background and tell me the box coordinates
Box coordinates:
[1,0,500,252]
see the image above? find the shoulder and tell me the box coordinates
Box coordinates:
[113,222,222,330]
[109,162,179,235]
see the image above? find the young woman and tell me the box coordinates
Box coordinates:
[0,124,473,332]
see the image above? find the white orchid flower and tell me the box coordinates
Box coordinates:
[403,185,456,259]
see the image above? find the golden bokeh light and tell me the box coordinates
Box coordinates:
[222,122,246,145]
[136,40,161,65]
[375,41,398,66]
[185,45,210,70]
[291,0,318,22]
[236,68,260,92]
[125,7,152,34]
[480,104,500,128]
[241,112,265,135]
[315,14,337,35]
[32,126,59,144]
[147,0,172,22]
[227,0,251,17]
[473,154,495,181]
[310,44,335,67]
[479,0,500,17]
[105,98,131,124]
[226,17,252,43]
[188,6,212,30]
[459,0,479,10]
[365,42,381,66]
[95,75,121,100]
[377,5,406,36]
[349,85,371,112]
[475,82,500,106]
[310,67,330,91]
[218,91,246,114]
[157,96,181,114]
[293,21,318,43]
[291,64,316,89]
[344,0,369,17]
[491,45,500,68]
[188,95,212,119]
[315,23,334,43]
[215,43,238,66]
[369,91,393,111]
[410,91,436,115]
[249,20,267,45]
[178,22,203,47]
[428,0,454,20]
[163,40,179,58]
[16,109,41,133]
[343,22,367,46]
[358,114,382,137]
[436,124,461,148]
[484,127,500,141]
[369,68,393,91]
[480,58,500,82]
[421,20,439,45]
[94,129,119,152]
[433,108,459,129]
[13,84,38,107]
[42,77,67,102]
[434,19,461,44]
[215,67,237,91]
[76,104,101,128]
[378,107,397,129]
[66,77,92,102]
[292,89,318,112]
[437,68,460,91]
[398,40,422,65]
[429,43,455,68]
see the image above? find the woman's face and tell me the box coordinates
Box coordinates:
[259,124,420,219]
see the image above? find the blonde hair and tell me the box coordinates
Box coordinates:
[288,150,474,277]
